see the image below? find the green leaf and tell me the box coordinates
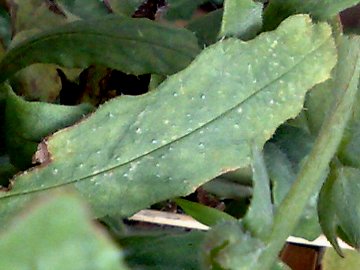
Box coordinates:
[106,0,144,16]
[8,0,72,33]
[56,0,109,19]
[201,222,266,269]
[263,0,360,30]
[0,16,200,83]
[186,9,223,47]
[4,84,94,169]
[0,191,128,270]
[220,0,263,40]
[264,126,323,240]
[243,145,273,240]
[174,198,236,227]
[121,231,205,270]
[0,15,336,224]
[255,35,359,270]
[165,0,207,20]
[319,166,360,252]
[322,248,360,270]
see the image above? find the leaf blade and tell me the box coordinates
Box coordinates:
[0,15,336,225]
[0,16,200,83]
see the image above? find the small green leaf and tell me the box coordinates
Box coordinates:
[8,0,72,33]
[186,9,223,47]
[243,145,273,240]
[0,191,128,270]
[174,198,236,227]
[220,0,263,40]
[0,15,336,225]
[319,166,360,252]
[121,231,205,270]
[56,0,109,19]
[263,0,360,30]
[165,0,207,20]
[264,126,323,240]
[4,84,93,169]
[201,222,266,269]
[0,16,200,83]
[107,0,144,16]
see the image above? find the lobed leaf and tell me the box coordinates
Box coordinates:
[0,191,128,270]
[0,15,200,83]
[0,15,336,225]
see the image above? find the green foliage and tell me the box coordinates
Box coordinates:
[4,84,93,169]
[174,198,236,226]
[220,0,263,40]
[0,15,336,224]
[121,231,205,270]
[0,16,200,82]
[0,191,128,270]
[0,1,359,269]
[264,0,360,30]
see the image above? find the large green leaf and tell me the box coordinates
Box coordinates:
[5,85,93,169]
[220,0,263,40]
[263,0,360,30]
[0,191,128,270]
[121,231,204,270]
[0,15,336,224]
[0,16,200,83]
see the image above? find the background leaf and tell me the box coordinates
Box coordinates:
[0,16,200,83]
[0,15,336,225]
[243,145,273,240]
[220,0,263,40]
[186,9,223,47]
[56,0,110,19]
[0,191,128,270]
[174,197,236,227]
[121,231,205,270]
[264,126,323,240]
[263,0,360,30]
[164,0,207,21]
[4,84,93,169]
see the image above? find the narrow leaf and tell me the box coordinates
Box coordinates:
[5,84,93,169]
[0,16,200,83]
[263,0,360,30]
[165,0,206,20]
[243,145,273,239]
[0,191,128,270]
[174,198,236,227]
[0,15,336,225]
[220,0,263,40]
